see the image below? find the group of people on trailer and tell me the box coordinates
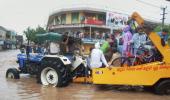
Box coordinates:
[89,25,169,69]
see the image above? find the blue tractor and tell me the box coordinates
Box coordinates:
[6,33,88,87]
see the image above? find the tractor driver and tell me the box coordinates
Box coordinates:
[60,35,69,54]
[90,42,109,69]
[49,41,60,55]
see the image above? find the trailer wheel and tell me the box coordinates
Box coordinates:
[6,68,20,79]
[154,80,170,95]
[37,59,69,87]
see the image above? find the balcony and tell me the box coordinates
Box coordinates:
[48,23,110,30]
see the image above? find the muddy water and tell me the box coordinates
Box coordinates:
[0,50,170,100]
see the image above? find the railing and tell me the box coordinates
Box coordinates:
[48,23,110,30]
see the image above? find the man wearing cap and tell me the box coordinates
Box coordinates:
[90,42,109,69]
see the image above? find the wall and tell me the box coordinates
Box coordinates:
[66,12,72,24]
[0,29,6,40]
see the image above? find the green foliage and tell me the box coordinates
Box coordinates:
[154,24,170,34]
[23,26,47,44]
[153,24,162,32]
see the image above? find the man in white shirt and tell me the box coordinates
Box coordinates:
[90,42,109,69]
[49,42,60,55]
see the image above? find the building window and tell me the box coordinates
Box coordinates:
[71,12,79,24]
[85,13,96,20]
[55,16,61,25]
[98,14,105,21]
[6,32,10,39]
[0,35,2,39]
[12,36,15,39]
[61,14,66,24]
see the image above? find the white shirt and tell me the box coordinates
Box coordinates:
[90,48,108,69]
[50,42,60,54]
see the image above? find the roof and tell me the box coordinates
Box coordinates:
[0,26,8,31]
[47,7,107,26]
[49,7,107,17]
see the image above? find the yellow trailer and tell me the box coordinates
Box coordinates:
[92,12,170,95]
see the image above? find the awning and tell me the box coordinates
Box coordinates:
[36,32,63,42]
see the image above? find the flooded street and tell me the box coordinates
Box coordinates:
[0,50,170,100]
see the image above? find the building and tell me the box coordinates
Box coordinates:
[0,26,17,50]
[47,7,129,39]
[46,7,160,54]
[0,26,6,50]
[15,35,23,48]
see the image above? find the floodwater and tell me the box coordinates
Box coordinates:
[0,50,170,100]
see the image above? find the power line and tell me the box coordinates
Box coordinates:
[136,0,170,13]
[136,0,160,8]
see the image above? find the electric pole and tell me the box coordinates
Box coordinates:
[160,6,167,30]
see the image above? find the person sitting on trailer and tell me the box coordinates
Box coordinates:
[108,48,121,66]
[90,42,109,69]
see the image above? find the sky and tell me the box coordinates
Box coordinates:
[0,0,170,34]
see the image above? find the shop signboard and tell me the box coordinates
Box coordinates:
[84,19,104,25]
[106,12,128,28]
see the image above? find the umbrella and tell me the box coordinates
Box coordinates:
[36,32,63,42]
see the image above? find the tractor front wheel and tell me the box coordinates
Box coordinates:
[6,68,20,79]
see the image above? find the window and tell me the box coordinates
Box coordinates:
[61,14,66,24]
[55,16,61,24]
[71,12,79,24]
[85,13,96,20]
[98,14,106,21]
[6,33,10,39]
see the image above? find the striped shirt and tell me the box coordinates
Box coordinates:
[132,33,147,49]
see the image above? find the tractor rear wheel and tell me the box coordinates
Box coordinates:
[37,59,69,87]
[154,80,170,95]
[6,68,20,79]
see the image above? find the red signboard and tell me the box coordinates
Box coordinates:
[84,19,104,25]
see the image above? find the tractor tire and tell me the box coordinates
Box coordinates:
[6,68,20,79]
[37,58,70,87]
[154,80,170,95]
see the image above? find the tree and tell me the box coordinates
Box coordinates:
[23,27,35,45]
[23,26,47,44]
[154,24,170,34]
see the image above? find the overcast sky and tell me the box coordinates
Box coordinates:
[0,0,170,34]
